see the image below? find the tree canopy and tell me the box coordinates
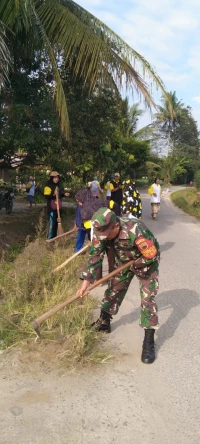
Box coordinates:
[0,0,170,139]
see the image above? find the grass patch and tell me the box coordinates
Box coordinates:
[135,179,149,187]
[0,236,109,371]
[171,188,200,219]
[0,202,110,371]
[0,205,76,258]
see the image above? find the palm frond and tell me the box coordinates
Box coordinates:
[37,0,158,108]
[0,0,171,140]
[59,1,168,103]
[0,0,32,32]
[0,21,11,90]
[31,2,70,139]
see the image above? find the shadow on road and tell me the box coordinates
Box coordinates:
[159,241,175,253]
[111,289,200,352]
[156,289,200,351]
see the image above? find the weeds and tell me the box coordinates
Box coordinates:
[0,203,110,371]
[171,188,200,219]
[0,237,109,370]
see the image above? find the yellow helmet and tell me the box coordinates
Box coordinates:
[50,171,59,177]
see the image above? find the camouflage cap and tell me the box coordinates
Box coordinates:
[92,208,118,240]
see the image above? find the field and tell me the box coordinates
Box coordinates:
[0,204,109,373]
[170,187,200,219]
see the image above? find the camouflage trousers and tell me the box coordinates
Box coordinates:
[101,262,159,329]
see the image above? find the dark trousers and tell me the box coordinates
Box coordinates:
[48,211,58,239]
[74,229,91,252]
[27,195,35,207]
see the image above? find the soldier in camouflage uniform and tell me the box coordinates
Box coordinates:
[77,208,160,364]
[78,208,160,363]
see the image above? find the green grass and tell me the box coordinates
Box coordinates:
[0,198,111,372]
[171,188,200,219]
[135,179,149,187]
[0,234,110,370]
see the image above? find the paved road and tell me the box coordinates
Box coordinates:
[1,192,200,444]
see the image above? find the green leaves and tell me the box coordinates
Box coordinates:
[0,21,11,90]
[0,0,169,139]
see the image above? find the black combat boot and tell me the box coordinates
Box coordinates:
[141,329,155,364]
[91,311,112,333]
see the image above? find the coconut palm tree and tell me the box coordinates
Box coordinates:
[121,99,144,137]
[154,91,183,153]
[0,0,170,140]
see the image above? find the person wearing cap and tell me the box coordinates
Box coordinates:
[44,171,70,239]
[110,173,123,208]
[121,179,142,219]
[76,208,160,364]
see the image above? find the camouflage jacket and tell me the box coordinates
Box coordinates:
[82,217,160,283]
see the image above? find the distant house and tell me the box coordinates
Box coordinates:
[0,153,28,184]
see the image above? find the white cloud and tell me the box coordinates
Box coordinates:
[131,0,174,14]
[188,45,200,73]
[167,11,198,30]
[192,96,200,104]
[76,0,200,128]
[191,108,200,128]
[91,10,118,24]
[78,0,104,6]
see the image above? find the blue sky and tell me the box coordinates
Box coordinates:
[78,0,200,129]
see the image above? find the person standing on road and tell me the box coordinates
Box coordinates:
[76,208,160,364]
[26,176,36,208]
[44,171,70,239]
[148,177,161,221]
[110,173,123,211]
[121,179,142,219]
[104,177,113,201]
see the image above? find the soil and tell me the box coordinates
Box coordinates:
[0,197,75,258]
[0,341,66,378]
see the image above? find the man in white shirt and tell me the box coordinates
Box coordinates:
[148,177,161,220]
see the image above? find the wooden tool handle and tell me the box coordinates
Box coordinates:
[55,189,61,220]
[46,229,75,244]
[52,244,89,273]
[32,260,134,329]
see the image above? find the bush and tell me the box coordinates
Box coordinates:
[194,171,200,191]
[193,201,200,208]
[171,188,200,219]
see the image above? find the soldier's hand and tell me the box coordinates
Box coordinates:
[76,280,90,298]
